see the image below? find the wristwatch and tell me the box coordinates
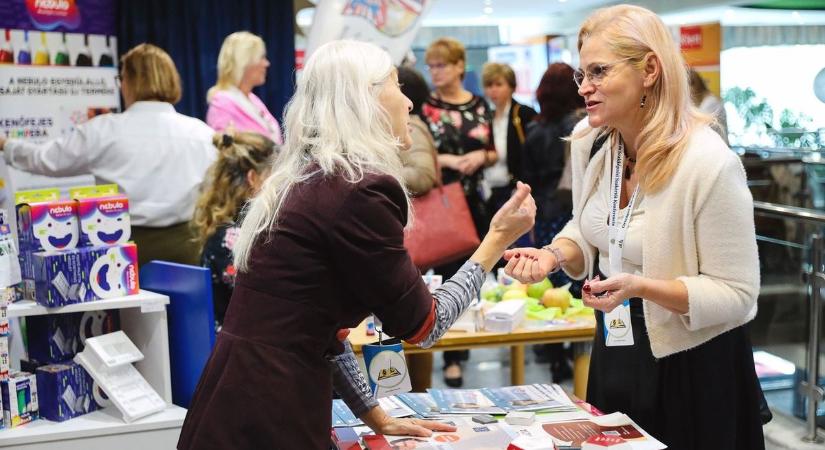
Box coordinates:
[541,245,566,274]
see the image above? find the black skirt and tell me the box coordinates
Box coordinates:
[588,298,765,450]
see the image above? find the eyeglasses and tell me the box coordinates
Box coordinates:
[573,57,633,88]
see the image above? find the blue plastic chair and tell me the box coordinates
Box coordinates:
[140,261,215,408]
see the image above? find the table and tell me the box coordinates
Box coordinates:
[348,320,596,398]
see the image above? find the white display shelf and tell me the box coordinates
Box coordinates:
[7,290,169,318]
[0,405,187,448]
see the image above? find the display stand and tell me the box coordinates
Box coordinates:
[0,290,186,449]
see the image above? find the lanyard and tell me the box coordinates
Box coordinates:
[608,141,640,277]
[603,140,639,347]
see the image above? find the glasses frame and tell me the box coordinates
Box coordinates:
[573,57,633,88]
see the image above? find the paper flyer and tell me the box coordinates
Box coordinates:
[481,384,575,412]
[427,388,505,415]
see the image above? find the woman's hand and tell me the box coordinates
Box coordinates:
[583,273,645,313]
[361,405,456,437]
[437,154,463,171]
[502,247,556,284]
[455,150,487,175]
[488,181,535,244]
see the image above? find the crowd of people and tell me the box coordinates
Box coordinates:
[0,4,767,449]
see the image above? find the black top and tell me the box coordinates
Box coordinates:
[502,100,537,182]
[200,223,239,325]
[179,170,434,450]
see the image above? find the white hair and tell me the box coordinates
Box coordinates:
[207,31,266,100]
[233,40,410,272]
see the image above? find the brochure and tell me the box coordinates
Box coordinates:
[481,384,576,412]
[427,388,506,415]
[540,412,666,449]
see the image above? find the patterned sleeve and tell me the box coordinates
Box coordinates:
[328,340,378,417]
[417,260,485,348]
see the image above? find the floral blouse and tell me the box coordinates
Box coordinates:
[201,223,240,326]
[422,94,494,186]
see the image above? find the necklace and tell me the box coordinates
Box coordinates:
[624,151,636,180]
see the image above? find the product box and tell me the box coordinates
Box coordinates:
[36,361,99,422]
[0,336,9,382]
[33,244,139,306]
[26,310,120,364]
[77,195,131,247]
[1,371,39,427]
[0,305,7,336]
[16,194,80,298]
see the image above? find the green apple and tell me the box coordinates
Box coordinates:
[527,278,553,299]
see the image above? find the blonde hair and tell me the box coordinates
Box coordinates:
[482,62,516,89]
[233,40,410,272]
[120,43,181,104]
[425,37,466,80]
[193,132,277,247]
[208,31,266,100]
[575,5,710,193]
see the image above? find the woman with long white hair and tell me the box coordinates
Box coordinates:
[505,5,765,448]
[178,40,536,449]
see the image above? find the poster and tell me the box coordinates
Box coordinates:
[0,0,120,191]
[306,0,435,65]
[487,43,548,109]
[675,22,721,97]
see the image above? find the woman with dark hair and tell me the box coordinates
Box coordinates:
[522,63,585,382]
[523,63,585,261]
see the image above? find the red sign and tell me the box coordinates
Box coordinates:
[680,26,702,50]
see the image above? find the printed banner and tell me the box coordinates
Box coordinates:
[675,22,721,97]
[0,0,118,190]
[306,0,434,65]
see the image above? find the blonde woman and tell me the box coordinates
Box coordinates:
[0,43,215,266]
[179,40,536,449]
[206,31,283,144]
[504,5,764,448]
[192,132,277,326]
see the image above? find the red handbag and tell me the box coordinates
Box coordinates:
[403,154,481,271]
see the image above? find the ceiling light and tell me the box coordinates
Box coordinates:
[483,6,493,14]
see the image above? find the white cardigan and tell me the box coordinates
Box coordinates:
[555,121,760,358]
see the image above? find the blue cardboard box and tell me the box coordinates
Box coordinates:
[33,243,139,307]
[36,361,99,422]
[26,310,119,364]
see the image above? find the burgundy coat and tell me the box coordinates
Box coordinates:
[178,171,433,449]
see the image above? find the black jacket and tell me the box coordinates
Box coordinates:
[492,100,537,183]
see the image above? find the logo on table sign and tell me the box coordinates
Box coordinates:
[342,0,427,37]
[377,365,401,381]
[26,0,81,30]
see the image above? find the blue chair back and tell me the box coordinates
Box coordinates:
[140,260,215,408]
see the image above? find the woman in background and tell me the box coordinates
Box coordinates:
[192,132,277,327]
[688,69,728,144]
[397,66,438,196]
[206,31,283,144]
[0,43,215,266]
[481,62,536,212]
[421,37,496,387]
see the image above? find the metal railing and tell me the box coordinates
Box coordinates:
[754,201,825,443]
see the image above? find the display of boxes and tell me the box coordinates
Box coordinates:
[36,361,99,422]
[1,371,39,428]
[33,243,139,306]
[0,336,8,382]
[26,310,120,364]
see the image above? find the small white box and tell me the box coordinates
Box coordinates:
[505,411,535,426]
[484,299,526,333]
